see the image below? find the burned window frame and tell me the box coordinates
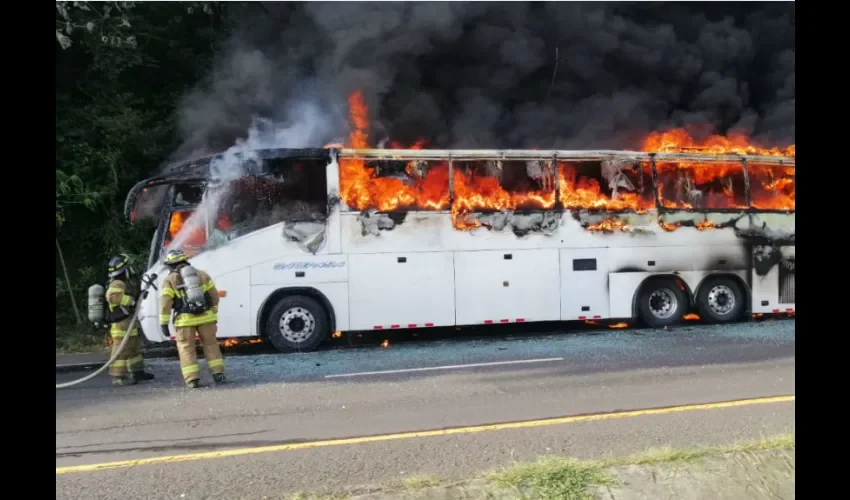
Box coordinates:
[450,158,558,214]
[651,158,751,212]
[557,158,656,213]
[744,161,795,213]
[335,150,795,217]
[338,156,453,213]
[212,156,331,239]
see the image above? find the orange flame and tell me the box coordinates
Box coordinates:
[220,338,263,348]
[645,129,794,211]
[165,210,207,254]
[586,218,629,233]
[337,95,795,227]
[608,322,629,329]
[643,129,794,157]
[683,313,700,321]
[380,339,390,348]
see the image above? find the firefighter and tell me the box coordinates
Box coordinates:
[105,254,155,386]
[159,249,226,388]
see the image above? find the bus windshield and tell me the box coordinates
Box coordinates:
[158,155,329,257]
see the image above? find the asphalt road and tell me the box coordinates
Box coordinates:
[56,319,795,500]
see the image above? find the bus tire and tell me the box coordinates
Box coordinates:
[637,278,687,328]
[696,277,744,324]
[263,295,329,353]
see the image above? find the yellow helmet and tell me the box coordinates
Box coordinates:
[163,249,188,268]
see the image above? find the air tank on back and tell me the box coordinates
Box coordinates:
[87,284,105,324]
[179,265,206,307]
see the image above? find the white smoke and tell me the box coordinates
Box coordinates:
[165,99,339,253]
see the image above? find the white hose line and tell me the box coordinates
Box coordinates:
[55,315,138,389]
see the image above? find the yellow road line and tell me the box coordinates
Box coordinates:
[56,394,794,475]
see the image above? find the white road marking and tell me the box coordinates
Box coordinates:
[324,357,566,379]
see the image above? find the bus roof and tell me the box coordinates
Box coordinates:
[337,148,795,165]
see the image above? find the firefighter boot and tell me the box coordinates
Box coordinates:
[113,376,137,386]
[133,371,155,381]
[186,379,200,389]
[213,373,226,384]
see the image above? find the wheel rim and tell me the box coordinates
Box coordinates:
[707,285,736,316]
[279,307,316,343]
[648,288,678,319]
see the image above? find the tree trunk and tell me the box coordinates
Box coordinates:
[56,236,83,325]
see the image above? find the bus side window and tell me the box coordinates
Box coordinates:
[163,209,207,256]
[557,160,654,211]
[212,158,330,240]
[747,163,795,211]
[452,159,556,213]
[654,161,748,210]
[364,157,451,211]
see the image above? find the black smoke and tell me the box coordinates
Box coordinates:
[171,1,794,163]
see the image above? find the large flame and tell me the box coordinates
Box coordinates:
[337,92,796,230]
[644,129,795,211]
[165,210,207,254]
[642,129,795,157]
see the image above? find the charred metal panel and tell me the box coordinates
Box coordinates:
[282,222,327,254]
[779,260,795,304]
[462,210,561,237]
[752,245,782,277]
[571,210,657,235]
[357,209,407,236]
[609,245,748,274]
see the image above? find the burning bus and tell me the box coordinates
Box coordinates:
[124,131,795,352]
[122,90,793,352]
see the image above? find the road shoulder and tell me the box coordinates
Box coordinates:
[317,434,795,500]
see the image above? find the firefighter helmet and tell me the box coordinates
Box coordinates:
[163,249,189,268]
[107,254,134,279]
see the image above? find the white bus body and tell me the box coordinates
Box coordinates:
[128,148,795,351]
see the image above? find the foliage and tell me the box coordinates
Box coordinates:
[55,1,226,331]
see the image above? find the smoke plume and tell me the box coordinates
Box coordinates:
[170,1,794,163]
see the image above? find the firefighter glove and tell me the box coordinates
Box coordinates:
[160,324,171,341]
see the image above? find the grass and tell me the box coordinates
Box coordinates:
[402,475,443,490]
[55,325,110,354]
[489,457,613,500]
[277,435,795,500]
[486,433,794,500]
[599,433,795,468]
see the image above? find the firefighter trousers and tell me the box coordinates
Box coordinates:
[175,322,224,383]
[108,334,144,378]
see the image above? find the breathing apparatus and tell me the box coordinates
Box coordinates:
[164,249,210,315]
[87,254,136,328]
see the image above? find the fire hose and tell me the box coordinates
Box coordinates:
[56,273,158,390]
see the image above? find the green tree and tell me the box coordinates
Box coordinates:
[55,1,225,332]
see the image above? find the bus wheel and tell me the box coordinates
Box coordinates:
[696,277,744,324]
[637,279,687,328]
[264,295,329,353]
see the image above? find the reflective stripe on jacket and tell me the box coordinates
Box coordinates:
[106,279,138,337]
